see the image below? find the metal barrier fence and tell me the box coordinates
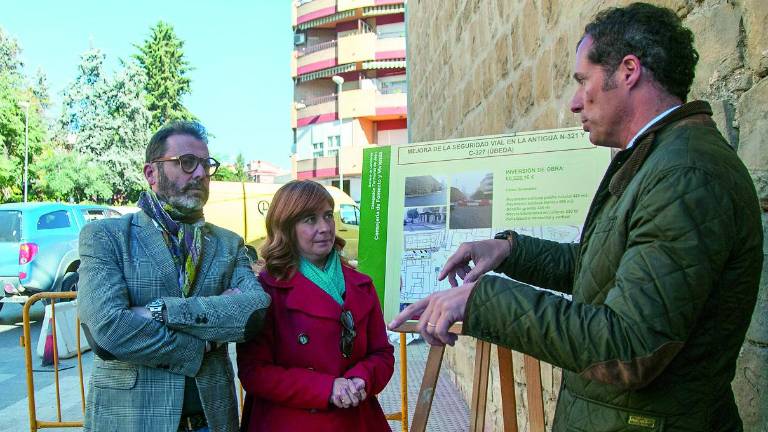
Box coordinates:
[20,293,545,432]
[21,291,85,431]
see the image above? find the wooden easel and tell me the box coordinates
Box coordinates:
[393,322,547,432]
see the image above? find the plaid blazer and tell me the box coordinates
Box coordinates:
[77,211,271,432]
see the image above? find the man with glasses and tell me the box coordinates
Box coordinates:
[77,121,271,432]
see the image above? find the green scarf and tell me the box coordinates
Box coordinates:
[137,190,204,297]
[299,249,346,305]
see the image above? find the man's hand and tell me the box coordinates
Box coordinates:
[438,239,511,287]
[388,282,475,346]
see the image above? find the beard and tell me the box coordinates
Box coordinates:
[156,166,209,215]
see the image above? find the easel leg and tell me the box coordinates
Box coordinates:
[524,354,545,432]
[400,333,409,432]
[410,344,445,432]
[469,340,491,432]
[498,348,518,431]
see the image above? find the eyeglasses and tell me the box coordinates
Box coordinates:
[152,154,220,177]
[340,309,356,358]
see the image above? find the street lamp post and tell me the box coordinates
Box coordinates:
[19,101,29,203]
[331,75,344,193]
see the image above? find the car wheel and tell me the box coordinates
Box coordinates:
[60,272,79,293]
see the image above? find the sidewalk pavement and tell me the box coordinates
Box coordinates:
[379,338,470,431]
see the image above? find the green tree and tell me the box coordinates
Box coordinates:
[235,153,247,181]
[133,21,195,129]
[58,49,152,203]
[0,28,47,202]
[212,165,239,182]
[0,27,23,75]
[32,147,112,202]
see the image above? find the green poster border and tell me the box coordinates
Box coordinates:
[358,146,391,305]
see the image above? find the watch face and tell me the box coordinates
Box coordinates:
[147,300,163,311]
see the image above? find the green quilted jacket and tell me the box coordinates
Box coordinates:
[464,101,763,432]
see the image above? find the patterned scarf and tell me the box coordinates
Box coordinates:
[299,249,346,305]
[137,190,204,297]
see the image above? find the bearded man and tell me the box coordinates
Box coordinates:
[78,121,271,432]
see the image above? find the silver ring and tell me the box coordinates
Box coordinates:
[427,322,437,327]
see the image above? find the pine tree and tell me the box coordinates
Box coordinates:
[133,21,195,129]
[58,49,152,202]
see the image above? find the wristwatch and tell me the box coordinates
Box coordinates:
[493,230,517,260]
[146,298,166,323]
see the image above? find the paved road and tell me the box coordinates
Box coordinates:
[0,300,95,432]
[449,205,491,229]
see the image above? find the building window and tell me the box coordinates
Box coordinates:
[327,149,339,157]
[327,135,341,149]
[312,141,324,158]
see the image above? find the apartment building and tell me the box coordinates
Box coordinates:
[291,0,408,200]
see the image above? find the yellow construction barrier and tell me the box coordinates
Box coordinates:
[21,291,85,431]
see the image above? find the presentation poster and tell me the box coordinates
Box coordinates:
[358,128,611,321]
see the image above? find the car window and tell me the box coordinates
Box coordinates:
[81,208,122,223]
[37,210,72,230]
[340,204,360,226]
[0,210,22,242]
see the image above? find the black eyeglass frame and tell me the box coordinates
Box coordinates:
[152,154,221,177]
[340,309,356,358]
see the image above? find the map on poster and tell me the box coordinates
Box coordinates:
[358,128,611,321]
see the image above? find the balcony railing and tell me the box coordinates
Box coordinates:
[297,93,338,107]
[298,39,337,57]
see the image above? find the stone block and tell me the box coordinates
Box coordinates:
[553,35,572,100]
[686,2,743,97]
[495,35,511,79]
[535,48,553,102]
[743,0,768,78]
[521,1,540,58]
[745,249,768,344]
[541,0,560,25]
[733,341,768,431]
[736,78,768,172]
[708,99,739,149]
[514,66,534,117]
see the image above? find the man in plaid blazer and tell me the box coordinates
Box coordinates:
[77,121,271,432]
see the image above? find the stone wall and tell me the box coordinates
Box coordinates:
[406,0,767,430]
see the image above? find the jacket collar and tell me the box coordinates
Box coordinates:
[608,100,715,198]
[260,264,374,322]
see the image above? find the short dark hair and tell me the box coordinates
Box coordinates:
[582,2,699,101]
[145,121,209,163]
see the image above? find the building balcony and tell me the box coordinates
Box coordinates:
[294,40,338,77]
[295,144,372,180]
[293,94,338,128]
[338,88,406,120]
[294,0,405,28]
[337,31,404,64]
[295,0,337,26]
[294,32,405,80]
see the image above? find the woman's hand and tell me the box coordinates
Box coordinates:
[329,378,360,408]
[349,377,367,402]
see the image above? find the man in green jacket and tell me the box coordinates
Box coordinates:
[390,3,762,431]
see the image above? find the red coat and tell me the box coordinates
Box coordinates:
[237,265,395,432]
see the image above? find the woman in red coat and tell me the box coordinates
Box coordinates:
[237,180,394,432]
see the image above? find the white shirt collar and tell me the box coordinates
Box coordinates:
[625,105,681,150]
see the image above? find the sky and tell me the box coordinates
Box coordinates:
[3,1,294,169]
